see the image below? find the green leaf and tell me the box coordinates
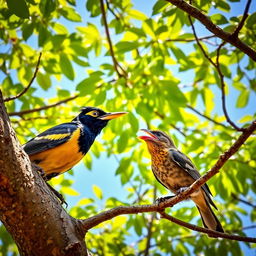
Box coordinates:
[60,6,82,22]
[128,9,147,21]
[59,53,75,80]
[115,41,140,53]
[246,12,256,29]
[76,71,103,95]
[92,185,103,199]
[6,0,29,18]
[86,0,101,17]
[70,43,88,57]
[36,72,51,90]
[22,23,34,40]
[38,25,50,47]
[72,56,89,67]
[211,14,228,25]
[77,198,94,206]
[142,19,155,39]
[162,80,187,106]
[236,89,249,108]
[216,0,230,12]
[39,0,56,17]
[152,0,168,15]
[67,0,76,6]
[61,187,79,196]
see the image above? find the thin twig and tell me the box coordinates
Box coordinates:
[188,9,244,132]
[231,193,256,208]
[159,211,256,242]
[143,187,157,256]
[188,15,216,67]
[4,52,42,102]
[216,42,245,131]
[99,0,127,78]
[186,104,229,129]
[165,0,256,61]
[106,0,120,20]
[232,0,252,39]
[80,120,256,242]
[154,111,186,137]
[8,95,78,117]
[166,35,216,43]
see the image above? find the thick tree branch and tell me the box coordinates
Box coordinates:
[79,201,256,243]
[100,0,127,78]
[166,0,256,61]
[80,120,256,241]
[8,95,78,117]
[0,91,88,255]
[165,0,256,61]
[4,52,42,102]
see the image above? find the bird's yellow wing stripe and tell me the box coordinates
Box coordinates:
[34,133,71,141]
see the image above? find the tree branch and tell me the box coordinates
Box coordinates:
[166,35,216,43]
[79,120,256,241]
[143,187,157,256]
[79,200,256,243]
[8,95,78,117]
[159,211,256,243]
[165,0,256,61]
[4,52,42,102]
[0,91,88,255]
[188,13,216,67]
[187,8,245,132]
[186,104,229,129]
[99,0,127,78]
[232,193,256,208]
[154,111,187,137]
[231,0,252,39]
[215,42,245,132]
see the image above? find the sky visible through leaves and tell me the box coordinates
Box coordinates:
[0,0,256,255]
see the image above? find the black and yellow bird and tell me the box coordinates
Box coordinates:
[23,107,127,196]
[139,129,224,232]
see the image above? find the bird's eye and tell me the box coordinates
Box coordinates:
[154,132,161,137]
[86,110,99,117]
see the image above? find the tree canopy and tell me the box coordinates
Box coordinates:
[0,0,256,255]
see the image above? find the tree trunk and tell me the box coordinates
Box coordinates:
[0,91,87,256]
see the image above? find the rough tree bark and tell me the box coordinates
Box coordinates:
[0,91,88,256]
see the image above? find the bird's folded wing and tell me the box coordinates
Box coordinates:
[168,148,214,198]
[23,122,79,155]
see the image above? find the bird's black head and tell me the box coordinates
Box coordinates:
[73,107,127,135]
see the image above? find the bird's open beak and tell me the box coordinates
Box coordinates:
[99,112,128,120]
[138,129,158,141]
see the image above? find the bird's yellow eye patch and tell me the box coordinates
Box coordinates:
[86,110,99,117]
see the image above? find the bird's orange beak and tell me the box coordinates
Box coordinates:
[99,112,128,120]
[138,129,158,141]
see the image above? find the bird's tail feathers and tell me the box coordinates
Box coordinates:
[196,201,224,233]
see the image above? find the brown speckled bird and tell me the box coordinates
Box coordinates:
[139,129,224,232]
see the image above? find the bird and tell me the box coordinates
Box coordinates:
[23,107,127,203]
[24,107,127,179]
[138,129,224,232]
